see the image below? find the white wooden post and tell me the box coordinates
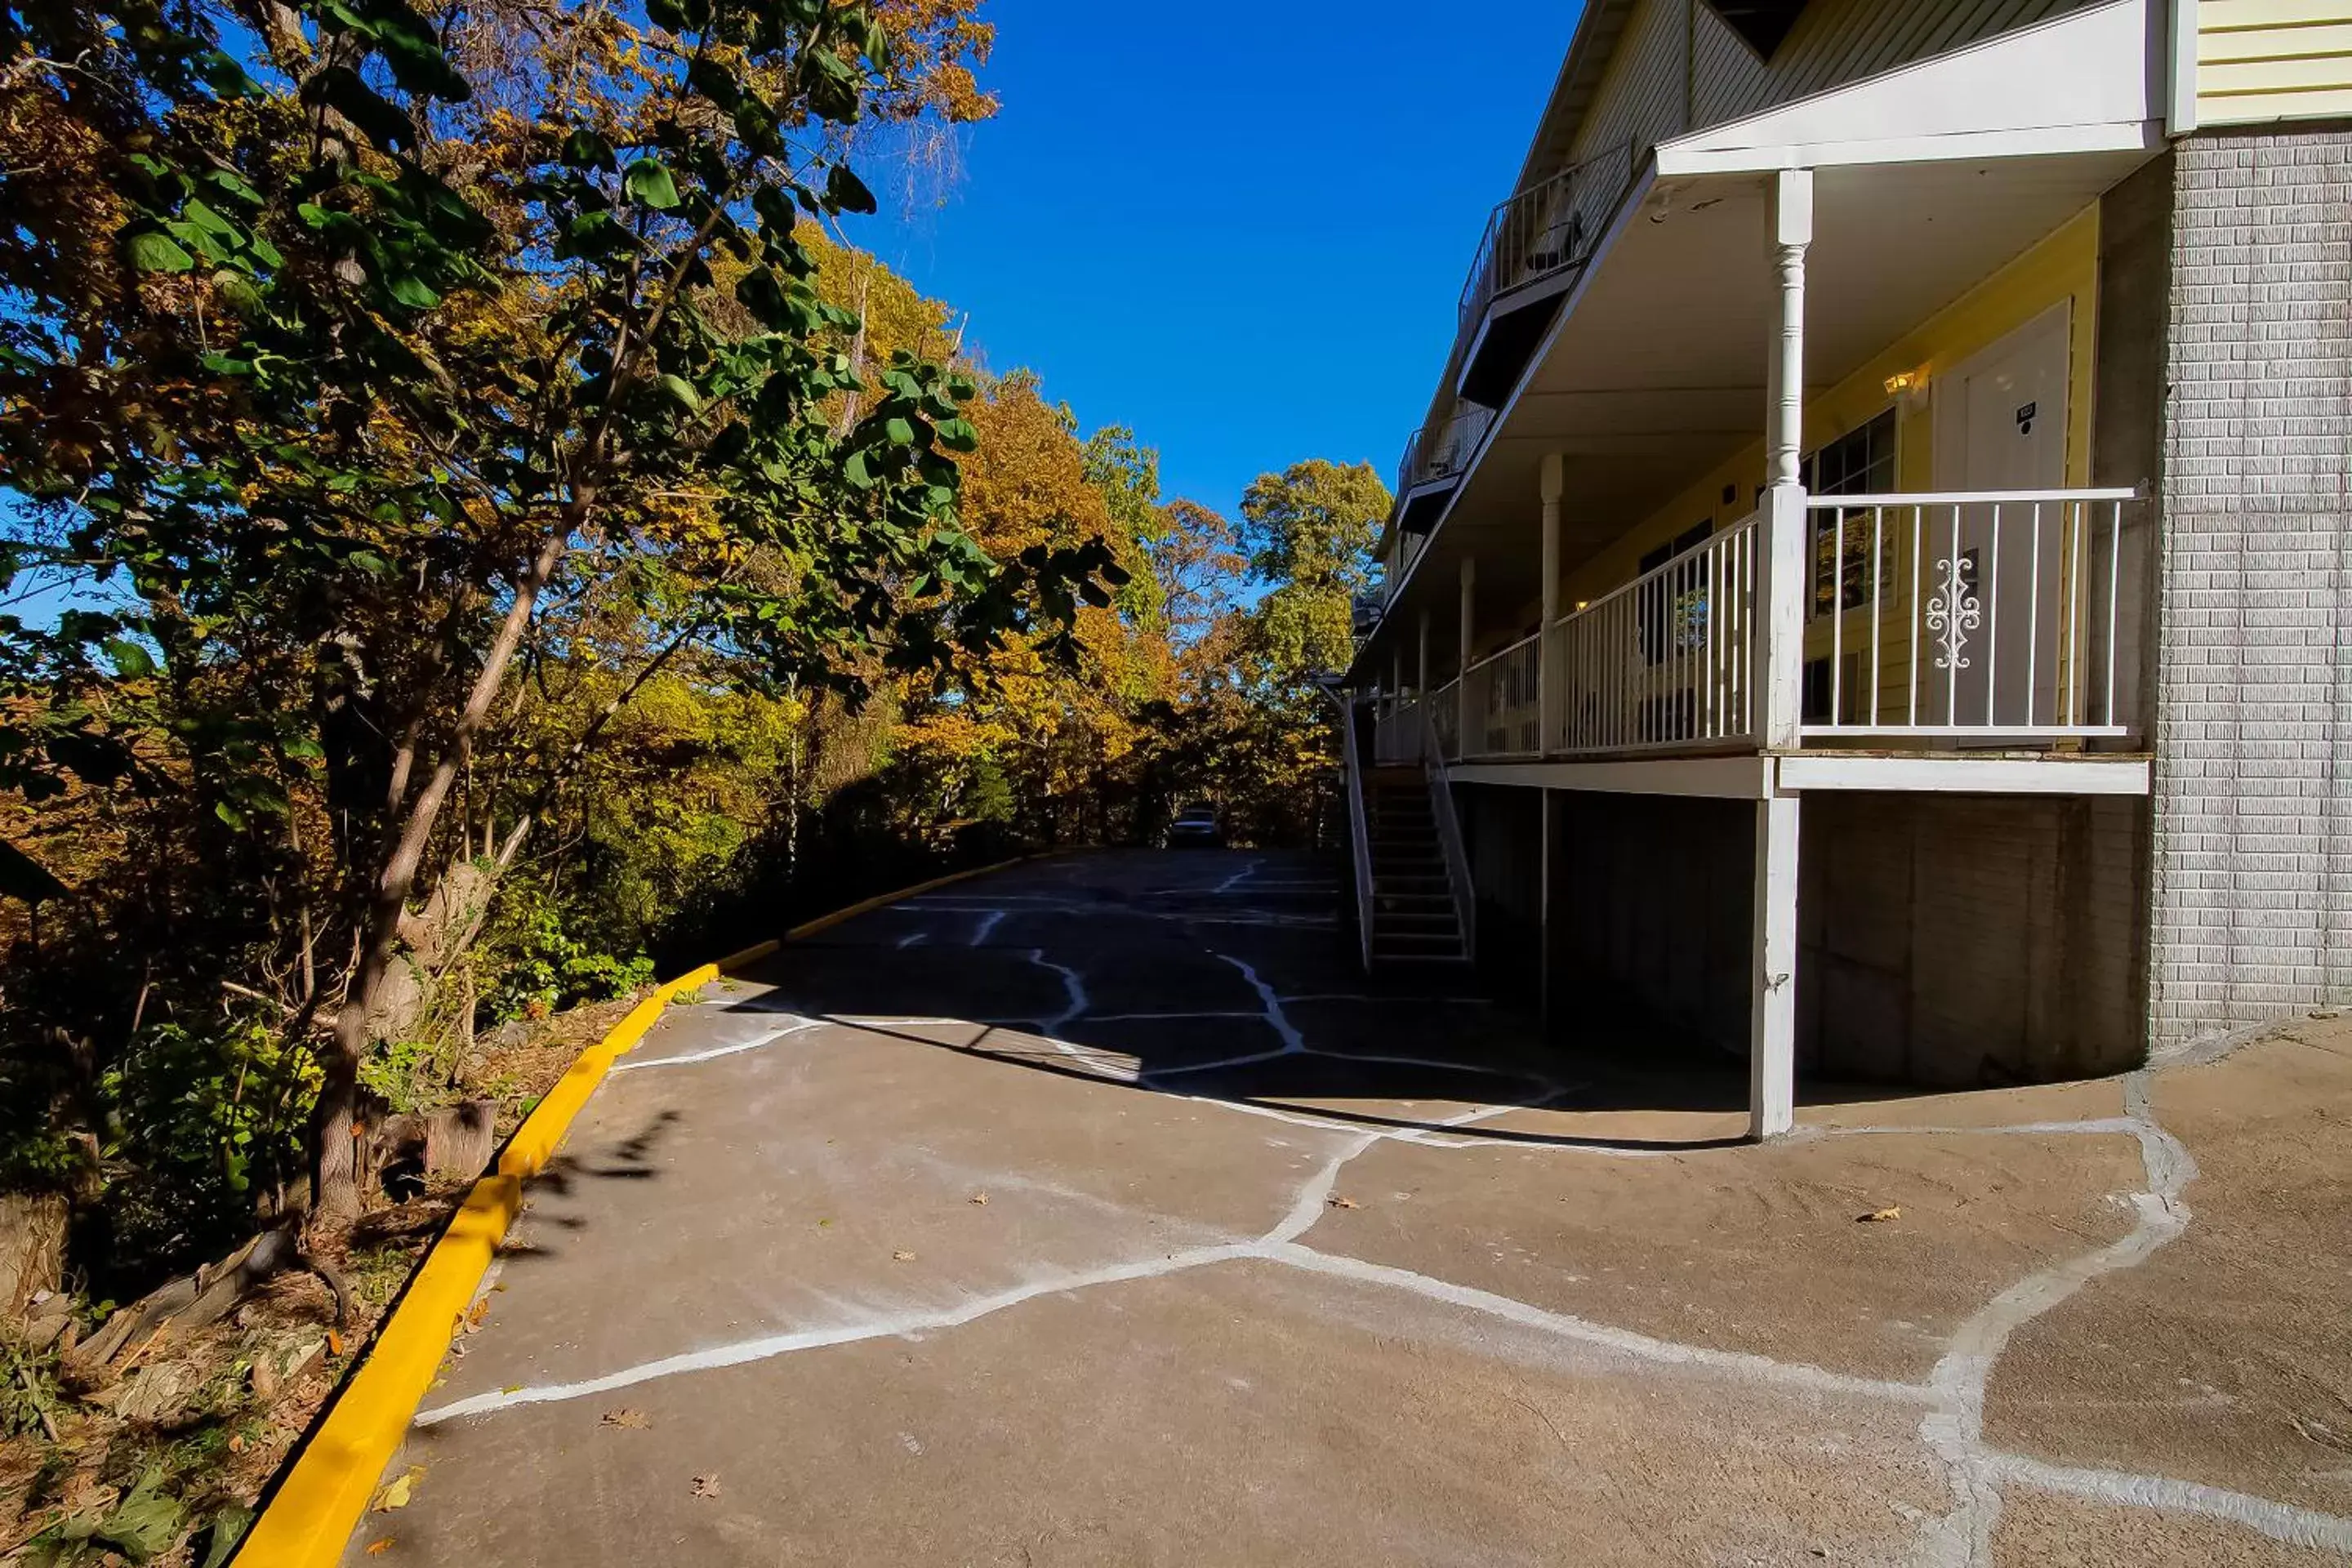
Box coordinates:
[1539,452,1564,755]
[1457,555,1477,758]
[1749,789,1800,1140]
[1749,167,1811,1142]
[1758,166,1811,752]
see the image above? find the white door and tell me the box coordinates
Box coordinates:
[1932,303,2069,731]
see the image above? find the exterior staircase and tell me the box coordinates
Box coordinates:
[1362,766,1469,966]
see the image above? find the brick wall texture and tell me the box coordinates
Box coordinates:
[2150,125,2352,1047]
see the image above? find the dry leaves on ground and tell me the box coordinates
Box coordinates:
[366,1539,394,1555]
[600,1408,650,1429]
[892,1250,916,1262]
[376,1466,425,1512]
[1326,1196,1359,1209]
[691,1473,722,1499]
[1857,1206,1901,1223]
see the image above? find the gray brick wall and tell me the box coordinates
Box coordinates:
[2149,125,2352,1048]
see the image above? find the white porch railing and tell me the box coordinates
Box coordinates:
[1461,631,1542,758]
[1339,698,1375,972]
[1428,678,1461,759]
[1799,490,2134,739]
[1548,511,1760,756]
[1374,696,1423,764]
[1400,487,2136,766]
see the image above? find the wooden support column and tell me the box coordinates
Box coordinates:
[1417,608,1432,699]
[1539,452,1564,755]
[1749,786,1800,1140]
[1750,166,1811,1141]
[1456,555,1476,758]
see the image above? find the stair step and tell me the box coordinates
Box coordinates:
[1374,931,1466,951]
[1377,917,1459,936]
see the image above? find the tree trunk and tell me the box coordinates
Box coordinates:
[312,524,573,1219]
[0,1191,67,1321]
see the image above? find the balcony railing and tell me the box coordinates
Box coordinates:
[1374,695,1423,764]
[1396,401,1497,499]
[1389,488,2140,766]
[1799,490,2134,739]
[1458,143,1636,336]
[1462,632,1543,758]
[1552,511,1760,756]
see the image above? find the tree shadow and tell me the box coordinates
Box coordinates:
[696,849,1937,1155]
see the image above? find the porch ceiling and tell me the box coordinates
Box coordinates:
[1361,145,2154,681]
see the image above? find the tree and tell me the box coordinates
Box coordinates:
[0,0,1119,1217]
[1236,459,1389,680]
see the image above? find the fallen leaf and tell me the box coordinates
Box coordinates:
[691,1473,722,1499]
[1325,1196,1360,1209]
[226,1433,245,1454]
[501,1383,523,1394]
[816,1218,833,1228]
[601,1408,650,1429]
[327,1328,346,1356]
[375,1467,425,1512]
[969,1192,989,1206]
[366,1540,394,1556]
[892,1250,915,1263]
[465,1299,489,1330]
[1858,1206,1901,1223]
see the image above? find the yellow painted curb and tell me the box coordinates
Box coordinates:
[230,851,1040,1566]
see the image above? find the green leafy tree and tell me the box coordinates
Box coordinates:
[1236,458,1389,679]
[0,0,1116,1216]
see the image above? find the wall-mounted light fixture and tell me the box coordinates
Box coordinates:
[1883,368,1930,407]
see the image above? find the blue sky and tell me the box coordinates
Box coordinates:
[859,0,1581,523]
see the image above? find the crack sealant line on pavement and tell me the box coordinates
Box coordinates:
[1976,1453,2352,1555]
[609,1018,823,1073]
[413,1095,1918,1430]
[1904,1067,2211,1567]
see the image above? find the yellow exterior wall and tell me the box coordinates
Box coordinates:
[1558,201,2103,613]
[2198,0,2352,125]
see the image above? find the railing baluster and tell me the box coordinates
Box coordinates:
[2069,495,2085,728]
[1869,506,1883,728]
[2105,499,2120,730]
[1909,504,1922,729]
[1946,504,1962,728]
[1830,507,1845,730]
[1986,502,2002,728]
[2027,501,2042,730]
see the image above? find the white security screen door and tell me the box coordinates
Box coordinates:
[1931,302,2070,731]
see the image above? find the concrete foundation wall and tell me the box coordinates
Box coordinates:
[1543,791,1753,1053]
[1458,783,1545,1000]
[1517,787,2145,1086]
[2149,124,2352,1047]
[1798,793,2148,1086]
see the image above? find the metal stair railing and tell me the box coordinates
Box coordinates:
[1418,706,1477,965]
[1340,697,1376,973]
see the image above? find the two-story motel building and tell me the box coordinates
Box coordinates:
[1341,0,2352,1136]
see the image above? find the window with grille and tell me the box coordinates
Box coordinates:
[1805,409,1897,617]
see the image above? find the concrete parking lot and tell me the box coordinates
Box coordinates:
[344,849,2352,1566]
